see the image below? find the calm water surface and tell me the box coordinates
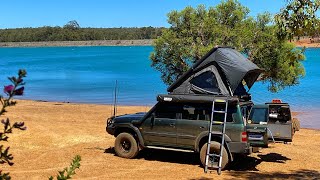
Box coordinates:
[0,46,319,128]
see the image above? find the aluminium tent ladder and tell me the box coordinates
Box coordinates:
[204,98,228,175]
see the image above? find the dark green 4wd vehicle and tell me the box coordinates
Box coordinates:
[107,47,269,169]
[106,94,268,169]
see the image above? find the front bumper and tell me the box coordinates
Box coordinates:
[106,124,115,135]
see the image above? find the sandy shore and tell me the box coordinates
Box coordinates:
[1,100,320,179]
[293,38,320,48]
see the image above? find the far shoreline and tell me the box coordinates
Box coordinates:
[1,39,320,48]
[0,39,153,48]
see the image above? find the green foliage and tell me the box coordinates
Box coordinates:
[0,70,27,180]
[63,20,81,30]
[49,155,81,180]
[0,25,164,42]
[249,32,306,92]
[275,0,320,40]
[150,0,305,92]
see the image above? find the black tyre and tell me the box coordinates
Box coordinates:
[114,132,139,159]
[292,118,300,132]
[200,141,229,170]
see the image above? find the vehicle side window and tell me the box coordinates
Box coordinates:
[155,103,180,119]
[176,103,237,122]
[212,104,237,123]
[155,102,239,122]
[181,104,211,120]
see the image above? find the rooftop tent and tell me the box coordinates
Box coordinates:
[167,47,262,96]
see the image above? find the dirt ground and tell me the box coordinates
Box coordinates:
[1,100,320,179]
[293,38,320,48]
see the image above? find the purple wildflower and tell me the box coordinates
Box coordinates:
[4,85,14,95]
[1,119,8,124]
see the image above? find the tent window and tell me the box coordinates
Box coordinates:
[191,71,220,93]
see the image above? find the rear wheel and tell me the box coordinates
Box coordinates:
[292,118,300,132]
[114,132,139,159]
[200,141,229,170]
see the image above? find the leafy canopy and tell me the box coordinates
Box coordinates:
[150,0,305,92]
[275,0,320,40]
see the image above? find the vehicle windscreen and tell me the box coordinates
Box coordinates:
[248,108,268,124]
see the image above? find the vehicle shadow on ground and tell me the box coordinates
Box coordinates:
[138,149,200,165]
[104,147,291,169]
[227,153,291,171]
[225,169,320,179]
[103,147,320,179]
[103,147,200,165]
[104,146,115,154]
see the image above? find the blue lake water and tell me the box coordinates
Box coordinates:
[0,46,319,128]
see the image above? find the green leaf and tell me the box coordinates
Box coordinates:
[49,155,81,180]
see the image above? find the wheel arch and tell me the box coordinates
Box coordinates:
[195,131,233,162]
[114,124,145,147]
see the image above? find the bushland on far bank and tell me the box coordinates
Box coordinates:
[0,22,164,42]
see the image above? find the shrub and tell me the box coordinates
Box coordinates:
[0,69,27,179]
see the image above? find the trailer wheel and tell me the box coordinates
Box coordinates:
[114,132,139,159]
[200,141,229,170]
[292,118,300,132]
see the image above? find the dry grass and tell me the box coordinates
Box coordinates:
[1,100,320,179]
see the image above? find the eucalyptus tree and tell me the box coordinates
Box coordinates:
[150,0,305,92]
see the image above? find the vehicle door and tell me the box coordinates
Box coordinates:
[176,103,211,148]
[139,102,177,146]
[247,105,269,147]
[175,102,244,146]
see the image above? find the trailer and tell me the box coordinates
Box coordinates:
[247,99,300,142]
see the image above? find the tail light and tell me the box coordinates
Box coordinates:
[241,132,247,142]
[272,99,282,103]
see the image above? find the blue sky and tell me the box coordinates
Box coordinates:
[0,0,286,28]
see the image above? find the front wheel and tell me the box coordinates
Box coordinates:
[114,132,139,159]
[200,141,229,170]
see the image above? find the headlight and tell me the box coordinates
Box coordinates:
[107,117,114,126]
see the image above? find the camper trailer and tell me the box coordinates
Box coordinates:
[247,99,300,142]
